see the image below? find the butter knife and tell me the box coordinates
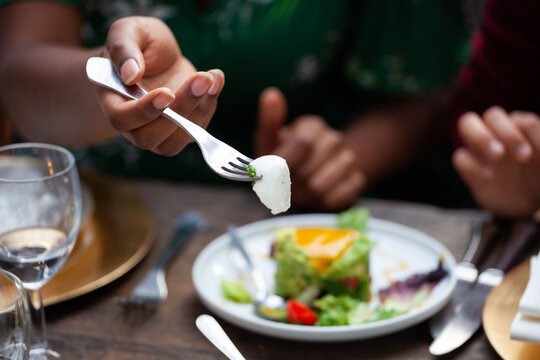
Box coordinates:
[429,219,539,356]
[429,217,500,338]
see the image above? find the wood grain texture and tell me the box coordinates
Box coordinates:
[43,171,501,359]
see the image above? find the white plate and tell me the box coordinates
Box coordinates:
[192,214,456,342]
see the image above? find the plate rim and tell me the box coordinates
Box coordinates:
[192,213,457,342]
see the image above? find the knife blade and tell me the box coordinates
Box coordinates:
[429,218,501,338]
[429,219,539,356]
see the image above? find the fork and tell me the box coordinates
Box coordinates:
[118,211,207,308]
[86,57,260,182]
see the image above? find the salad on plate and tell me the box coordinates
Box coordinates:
[222,207,448,326]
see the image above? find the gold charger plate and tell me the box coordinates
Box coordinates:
[42,169,154,306]
[483,260,540,360]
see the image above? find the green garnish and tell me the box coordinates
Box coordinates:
[246,164,257,178]
[221,279,253,303]
[337,207,370,233]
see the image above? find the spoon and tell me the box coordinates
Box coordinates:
[196,314,246,360]
[227,225,287,321]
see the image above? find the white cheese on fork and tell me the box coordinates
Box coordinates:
[250,155,291,215]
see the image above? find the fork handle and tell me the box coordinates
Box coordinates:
[495,219,538,273]
[465,217,504,266]
[228,225,269,299]
[153,212,207,271]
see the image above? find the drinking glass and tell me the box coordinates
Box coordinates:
[0,143,83,359]
[0,269,30,360]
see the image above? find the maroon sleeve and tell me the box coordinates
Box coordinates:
[454,0,540,126]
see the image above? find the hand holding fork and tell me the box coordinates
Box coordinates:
[86,57,260,182]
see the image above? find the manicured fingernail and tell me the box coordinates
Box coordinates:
[489,140,504,156]
[208,69,224,95]
[191,75,212,97]
[516,143,532,160]
[120,58,139,84]
[152,92,174,110]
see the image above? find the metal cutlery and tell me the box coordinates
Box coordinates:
[86,57,260,182]
[228,225,287,321]
[429,219,539,356]
[196,314,246,360]
[429,216,500,338]
[119,212,207,308]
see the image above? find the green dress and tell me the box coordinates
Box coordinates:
[1,0,470,185]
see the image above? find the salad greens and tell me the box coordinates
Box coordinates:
[378,260,448,313]
[221,279,253,303]
[337,207,370,233]
[312,262,447,326]
[246,164,257,178]
[221,207,449,327]
[273,207,372,300]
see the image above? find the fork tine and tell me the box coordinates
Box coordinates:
[237,157,253,165]
[229,162,248,171]
[221,166,250,177]
[116,212,206,309]
[221,157,261,181]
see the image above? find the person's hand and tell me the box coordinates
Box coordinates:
[453,106,540,217]
[255,88,366,211]
[99,16,225,156]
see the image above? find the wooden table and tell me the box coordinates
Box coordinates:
[45,176,502,359]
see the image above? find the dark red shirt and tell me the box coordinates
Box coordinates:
[454,0,540,120]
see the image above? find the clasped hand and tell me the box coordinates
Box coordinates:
[255,88,365,211]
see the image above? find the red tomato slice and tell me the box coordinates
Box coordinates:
[287,300,318,325]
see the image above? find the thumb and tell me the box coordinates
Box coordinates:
[255,87,288,156]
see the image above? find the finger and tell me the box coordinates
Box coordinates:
[150,72,216,153]
[148,69,225,156]
[169,72,214,121]
[255,87,288,156]
[512,111,540,155]
[297,129,344,179]
[483,106,532,162]
[152,127,193,156]
[457,111,505,161]
[106,18,146,84]
[207,69,225,96]
[307,148,357,197]
[452,147,493,186]
[99,87,175,132]
[320,171,365,211]
[273,117,325,170]
[127,116,178,151]
[186,69,225,129]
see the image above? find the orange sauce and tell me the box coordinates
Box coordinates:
[294,228,357,272]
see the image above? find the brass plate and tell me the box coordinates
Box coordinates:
[42,169,154,306]
[483,261,540,360]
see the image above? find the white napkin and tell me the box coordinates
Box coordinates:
[510,252,540,343]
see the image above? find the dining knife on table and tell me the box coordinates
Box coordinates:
[429,217,502,338]
[429,219,539,356]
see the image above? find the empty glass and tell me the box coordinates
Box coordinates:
[0,269,30,360]
[0,143,83,359]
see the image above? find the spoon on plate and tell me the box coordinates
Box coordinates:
[196,314,246,360]
[228,225,287,321]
